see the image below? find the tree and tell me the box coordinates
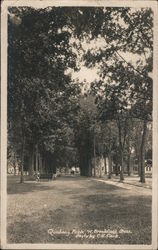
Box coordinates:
[8,7,153,183]
[8,7,81,182]
[75,95,97,176]
[97,121,118,178]
[82,7,153,182]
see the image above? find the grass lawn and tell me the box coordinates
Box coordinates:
[7,175,152,244]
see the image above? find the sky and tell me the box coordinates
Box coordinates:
[67,37,149,88]
[71,67,99,82]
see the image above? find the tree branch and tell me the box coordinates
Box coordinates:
[114,50,148,79]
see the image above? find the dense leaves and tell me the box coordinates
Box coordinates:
[8,6,153,183]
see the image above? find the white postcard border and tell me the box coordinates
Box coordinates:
[1,1,158,249]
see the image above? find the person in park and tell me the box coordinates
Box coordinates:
[35,171,40,182]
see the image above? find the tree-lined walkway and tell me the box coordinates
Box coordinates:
[7,175,151,244]
[8,7,153,184]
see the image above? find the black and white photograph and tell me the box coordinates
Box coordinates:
[1,0,158,249]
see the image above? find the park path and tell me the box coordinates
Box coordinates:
[7,175,152,244]
[91,176,152,195]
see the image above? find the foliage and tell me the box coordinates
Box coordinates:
[7,7,153,182]
[8,7,80,146]
[81,7,153,181]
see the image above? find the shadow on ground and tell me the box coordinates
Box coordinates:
[7,175,152,244]
[7,175,82,195]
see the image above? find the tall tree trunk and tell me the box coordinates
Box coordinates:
[52,155,57,175]
[104,157,107,175]
[85,153,91,177]
[138,154,141,176]
[79,154,86,176]
[115,163,119,176]
[20,133,25,183]
[35,143,38,172]
[79,146,92,177]
[13,152,16,175]
[29,146,34,176]
[39,155,42,173]
[140,119,147,183]
[93,134,96,177]
[117,118,125,181]
[42,156,46,174]
[120,150,124,181]
[127,153,131,176]
[87,159,92,177]
[108,153,112,179]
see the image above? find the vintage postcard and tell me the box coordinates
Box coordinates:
[1,0,158,249]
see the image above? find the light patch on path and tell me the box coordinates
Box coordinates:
[91,178,133,190]
[91,178,152,195]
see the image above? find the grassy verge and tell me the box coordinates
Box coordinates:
[7,175,152,244]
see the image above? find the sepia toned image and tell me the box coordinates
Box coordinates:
[1,0,158,249]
